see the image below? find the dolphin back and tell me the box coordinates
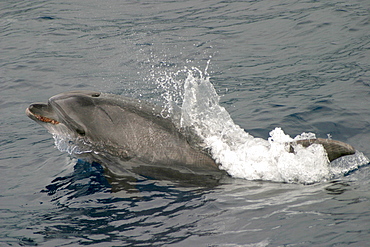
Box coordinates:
[290,138,356,162]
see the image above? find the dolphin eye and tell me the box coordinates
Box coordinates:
[91,93,100,97]
[76,128,86,136]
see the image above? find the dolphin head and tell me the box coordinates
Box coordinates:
[25,90,189,162]
[26,91,102,139]
[26,90,144,160]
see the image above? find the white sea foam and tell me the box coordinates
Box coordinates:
[52,134,92,156]
[45,123,92,156]
[174,68,369,184]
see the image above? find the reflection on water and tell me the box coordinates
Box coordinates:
[38,159,219,246]
[42,160,111,202]
[4,158,369,246]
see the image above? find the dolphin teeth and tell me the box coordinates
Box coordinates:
[34,113,59,125]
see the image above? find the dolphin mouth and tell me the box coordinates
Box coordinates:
[26,91,101,136]
[26,103,60,125]
[26,101,87,137]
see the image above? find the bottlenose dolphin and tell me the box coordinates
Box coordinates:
[26,91,222,178]
[26,90,356,178]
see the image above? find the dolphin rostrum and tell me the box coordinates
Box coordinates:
[26,90,356,178]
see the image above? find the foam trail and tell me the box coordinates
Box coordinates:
[178,68,367,184]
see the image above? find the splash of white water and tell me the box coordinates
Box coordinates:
[175,68,368,184]
[53,134,92,156]
[44,123,93,156]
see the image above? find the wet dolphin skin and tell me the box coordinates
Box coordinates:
[26,91,355,176]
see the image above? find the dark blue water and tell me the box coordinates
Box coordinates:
[1,0,370,246]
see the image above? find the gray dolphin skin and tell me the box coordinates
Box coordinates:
[26,91,221,179]
[26,90,356,178]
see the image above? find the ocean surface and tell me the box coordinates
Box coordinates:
[1,0,370,246]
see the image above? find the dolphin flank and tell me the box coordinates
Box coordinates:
[26,90,356,176]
